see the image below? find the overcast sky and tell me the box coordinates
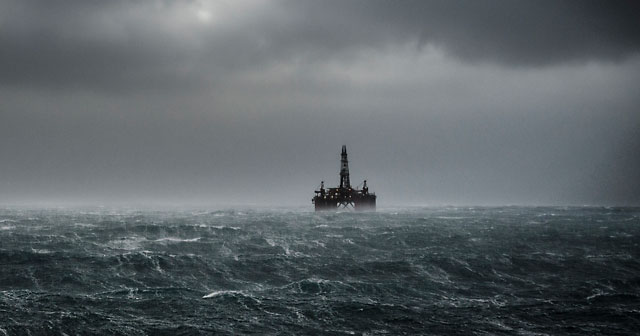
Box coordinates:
[1,0,639,207]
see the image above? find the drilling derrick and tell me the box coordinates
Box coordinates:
[340,145,350,189]
[312,146,376,211]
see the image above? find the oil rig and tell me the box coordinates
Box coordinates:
[312,146,376,211]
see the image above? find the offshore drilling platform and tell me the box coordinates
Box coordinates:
[312,146,376,211]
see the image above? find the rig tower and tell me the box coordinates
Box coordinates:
[312,146,376,211]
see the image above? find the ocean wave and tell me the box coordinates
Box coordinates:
[152,237,201,243]
[105,236,147,250]
[202,289,245,299]
[1,206,639,334]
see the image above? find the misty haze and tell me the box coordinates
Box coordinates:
[0,1,639,335]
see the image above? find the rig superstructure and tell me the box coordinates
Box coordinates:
[312,146,376,211]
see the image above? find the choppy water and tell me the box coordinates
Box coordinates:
[0,206,638,335]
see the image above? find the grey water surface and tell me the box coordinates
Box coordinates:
[0,206,638,335]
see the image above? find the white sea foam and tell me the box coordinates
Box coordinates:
[154,237,201,243]
[211,225,241,230]
[73,222,97,228]
[202,290,243,299]
[312,240,326,248]
[30,248,52,254]
[106,236,146,250]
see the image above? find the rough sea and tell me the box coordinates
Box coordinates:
[0,206,638,335]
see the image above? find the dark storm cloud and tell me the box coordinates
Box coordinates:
[1,1,639,206]
[0,0,280,91]
[1,0,639,90]
[283,0,640,65]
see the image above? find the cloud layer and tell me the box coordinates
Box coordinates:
[1,1,638,206]
[1,0,639,91]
